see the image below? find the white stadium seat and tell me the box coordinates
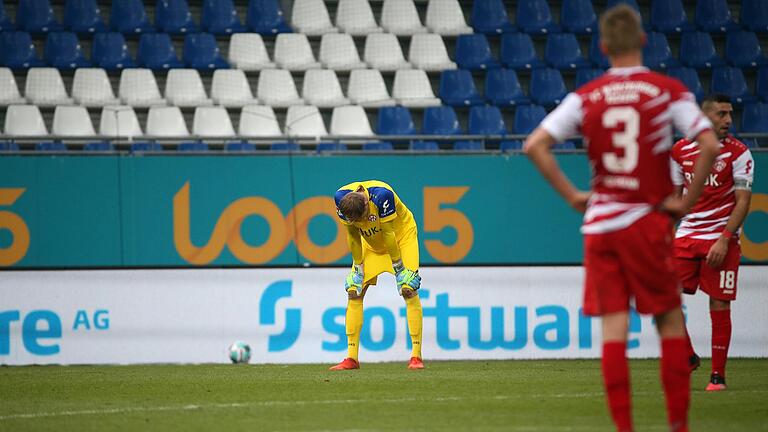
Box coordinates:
[99,106,144,138]
[257,69,304,107]
[330,105,374,136]
[193,106,235,137]
[0,67,26,105]
[285,105,327,138]
[381,0,427,35]
[364,33,412,71]
[239,105,282,137]
[274,34,322,70]
[52,105,96,136]
[164,69,213,107]
[119,69,166,107]
[347,69,395,107]
[319,33,366,70]
[302,69,349,108]
[408,33,457,71]
[426,0,473,35]
[291,0,338,36]
[228,33,275,71]
[392,69,442,107]
[146,106,189,137]
[72,68,120,107]
[25,68,73,106]
[211,69,258,107]
[336,0,383,35]
[4,105,48,136]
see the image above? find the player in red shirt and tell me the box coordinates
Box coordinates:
[670,94,755,391]
[524,5,719,432]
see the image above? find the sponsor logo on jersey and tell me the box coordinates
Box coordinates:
[683,161,694,166]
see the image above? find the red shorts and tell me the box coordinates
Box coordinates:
[583,212,681,316]
[673,237,740,301]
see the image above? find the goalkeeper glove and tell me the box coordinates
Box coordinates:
[393,259,421,295]
[345,264,364,296]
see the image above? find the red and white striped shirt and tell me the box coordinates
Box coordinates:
[538,66,712,235]
[671,135,754,241]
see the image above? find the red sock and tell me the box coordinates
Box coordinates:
[661,338,690,432]
[683,323,695,359]
[710,309,732,378]
[602,341,632,432]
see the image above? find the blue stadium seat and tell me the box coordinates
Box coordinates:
[247,0,292,34]
[179,141,210,151]
[710,67,757,105]
[741,102,768,133]
[16,0,63,32]
[0,32,45,69]
[317,142,347,152]
[575,68,603,88]
[545,33,590,70]
[552,141,576,150]
[92,33,136,70]
[270,142,300,151]
[500,33,544,70]
[0,0,15,31]
[758,67,768,101]
[410,141,440,151]
[530,68,567,107]
[680,32,725,69]
[740,0,768,33]
[225,141,257,152]
[377,106,416,135]
[695,0,738,33]
[453,141,484,151]
[37,141,68,152]
[455,34,500,70]
[560,0,597,34]
[422,106,462,135]
[589,35,609,69]
[184,33,229,69]
[439,70,485,107]
[138,33,184,70]
[513,104,546,134]
[45,32,91,69]
[606,0,640,11]
[0,142,20,151]
[468,105,507,136]
[202,0,246,35]
[64,0,107,33]
[485,68,529,106]
[643,32,678,69]
[725,31,768,68]
[363,142,394,151]
[500,140,522,152]
[666,67,704,102]
[84,141,115,152]
[650,0,693,33]
[110,0,155,33]
[131,142,164,152]
[516,0,560,34]
[156,0,199,34]
[471,0,515,34]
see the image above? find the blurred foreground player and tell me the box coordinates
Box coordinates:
[524,5,719,432]
[330,180,423,371]
[671,94,755,391]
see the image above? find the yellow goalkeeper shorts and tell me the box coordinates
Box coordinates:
[360,228,419,287]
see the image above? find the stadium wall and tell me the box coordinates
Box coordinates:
[1,153,767,268]
[1,266,766,365]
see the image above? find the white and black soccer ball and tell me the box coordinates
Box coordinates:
[228,341,252,364]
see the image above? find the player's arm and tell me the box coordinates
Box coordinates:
[681,130,719,211]
[344,224,364,295]
[524,93,589,212]
[381,220,421,293]
[380,221,402,264]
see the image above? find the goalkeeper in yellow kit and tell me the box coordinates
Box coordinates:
[330,180,424,370]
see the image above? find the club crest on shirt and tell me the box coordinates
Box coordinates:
[368,214,377,222]
[713,160,726,172]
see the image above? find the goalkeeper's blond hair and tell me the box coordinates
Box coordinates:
[599,4,644,57]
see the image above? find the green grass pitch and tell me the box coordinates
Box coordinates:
[1,359,766,431]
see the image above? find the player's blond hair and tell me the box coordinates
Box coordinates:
[339,192,367,222]
[599,4,644,57]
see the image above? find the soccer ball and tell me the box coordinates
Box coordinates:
[228,341,251,364]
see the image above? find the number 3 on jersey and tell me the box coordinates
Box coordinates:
[602,107,640,173]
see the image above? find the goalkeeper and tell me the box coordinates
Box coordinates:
[330,180,424,370]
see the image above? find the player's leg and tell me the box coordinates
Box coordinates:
[672,251,703,371]
[601,311,633,432]
[400,236,423,369]
[654,307,690,432]
[330,284,369,370]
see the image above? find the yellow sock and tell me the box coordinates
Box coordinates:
[346,298,364,361]
[405,294,423,359]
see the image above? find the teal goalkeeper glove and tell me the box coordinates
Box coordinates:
[345,264,364,296]
[393,260,421,295]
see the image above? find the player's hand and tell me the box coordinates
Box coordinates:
[567,191,591,213]
[345,265,364,296]
[706,237,729,268]
[393,259,421,295]
[659,195,689,220]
